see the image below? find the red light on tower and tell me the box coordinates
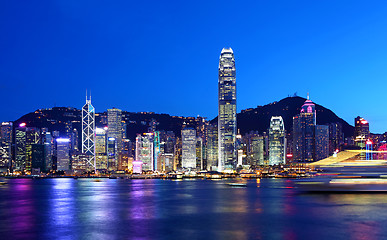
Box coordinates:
[366,140,373,145]
[361,120,368,125]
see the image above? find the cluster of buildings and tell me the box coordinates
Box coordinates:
[0,48,385,176]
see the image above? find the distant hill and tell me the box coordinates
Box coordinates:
[14,97,355,142]
[14,108,195,141]
[212,96,353,137]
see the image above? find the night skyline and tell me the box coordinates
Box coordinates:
[1,1,387,133]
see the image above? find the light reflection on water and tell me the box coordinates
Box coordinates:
[0,178,387,239]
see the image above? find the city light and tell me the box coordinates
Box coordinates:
[19,122,26,127]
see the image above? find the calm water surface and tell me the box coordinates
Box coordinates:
[0,178,386,240]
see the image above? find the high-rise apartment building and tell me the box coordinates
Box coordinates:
[218,48,237,172]
[268,116,286,165]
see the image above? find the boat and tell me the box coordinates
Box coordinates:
[227,182,247,187]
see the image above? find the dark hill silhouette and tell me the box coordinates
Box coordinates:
[14,97,354,141]
[212,96,354,137]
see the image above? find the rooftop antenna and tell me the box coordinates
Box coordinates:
[307,92,310,100]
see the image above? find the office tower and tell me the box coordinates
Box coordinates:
[95,128,108,170]
[25,127,40,173]
[154,131,160,171]
[0,122,12,172]
[107,137,117,171]
[82,94,96,172]
[135,133,154,171]
[42,131,54,171]
[206,124,218,171]
[328,122,343,153]
[15,124,27,172]
[15,124,40,173]
[118,139,132,171]
[315,125,329,161]
[236,132,243,167]
[196,137,203,170]
[250,134,265,166]
[268,116,286,165]
[72,128,79,151]
[31,144,45,172]
[56,138,70,171]
[218,48,237,172]
[71,153,88,174]
[159,153,174,172]
[182,128,196,169]
[132,160,143,174]
[293,97,316,162]
[174,137,182,170]
[108,108,123,162]
[164,132,176,155]
[354,116,370,146]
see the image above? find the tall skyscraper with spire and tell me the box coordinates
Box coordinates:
[82,92,96,172]
[218,48,237,172]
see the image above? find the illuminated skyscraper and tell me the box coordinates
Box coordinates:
[218,48,237,172]
[269,116,286,165]
[82,94,96,172]
[107,137,117,171]
[315,125,329,161]
[206,123,218,171]
[108,108,123,169]
[0,122,12,172]
[293,97,316,162]
[135,133,154,171]
[354,116,370,147]
[95,127,108,170]
[182,128,196,169]
[57,138,70,171]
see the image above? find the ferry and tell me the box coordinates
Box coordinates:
[295,177,387,192]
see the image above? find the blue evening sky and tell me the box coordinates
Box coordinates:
[1,1,387,133]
